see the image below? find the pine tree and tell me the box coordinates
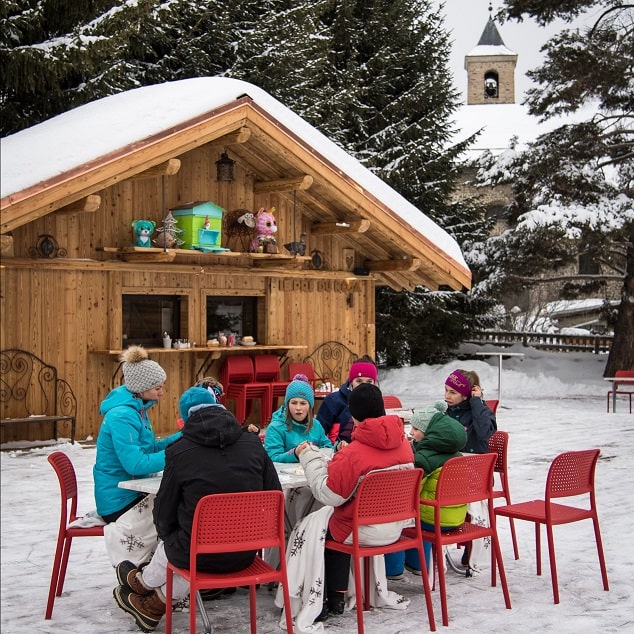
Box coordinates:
[476,1,634,374]
[2,0,494,366]
[0,0,155,135]
[232,0,495,365]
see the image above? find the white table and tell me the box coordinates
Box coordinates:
[118,463,308,494]
[385,407,413,422]
[474,351,525,401]
[604,377,634,413]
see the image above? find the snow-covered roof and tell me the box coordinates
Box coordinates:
[451,102,597,157]
[1,77,470,289]
[466,44,517,57]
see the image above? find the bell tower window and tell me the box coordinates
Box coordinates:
[484,71,499,98]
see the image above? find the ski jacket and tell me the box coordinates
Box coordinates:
[94,385,181,517]
[446,396,496,454]
[413,412,468,527]
[155,404,281,572]
[264,405,332,463]
[300,414,414,542]
[316,381,354,443]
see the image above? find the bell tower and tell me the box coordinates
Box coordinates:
[465,4,517,105]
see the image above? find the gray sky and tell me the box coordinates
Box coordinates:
[435,0,597,103]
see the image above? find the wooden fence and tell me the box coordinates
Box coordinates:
[466,331,613,354]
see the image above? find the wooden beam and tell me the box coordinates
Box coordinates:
[363,258,421,272]
[211,126,252,145]
[311,219,370,235]
[128,158,181,180]
[54,195,101,215]
[254,174,314,193]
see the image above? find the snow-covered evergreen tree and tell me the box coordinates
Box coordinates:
[231,0,496,365]
[476,0,633,374]
[2,0,495,366]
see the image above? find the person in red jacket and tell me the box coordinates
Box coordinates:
[296,383,414,617]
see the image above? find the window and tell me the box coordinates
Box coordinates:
[206,297,257,340]
[123,295,181,347]
[578,252,600,275]
[484,71,499,98]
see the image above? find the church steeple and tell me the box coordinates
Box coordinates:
[465,3,517,105]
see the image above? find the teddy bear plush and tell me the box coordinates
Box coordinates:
[131,219,156,247]
[249,207,278,253]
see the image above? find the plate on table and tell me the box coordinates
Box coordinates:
[240,341,257,346]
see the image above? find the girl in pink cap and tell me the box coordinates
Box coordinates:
[444,368,496,574]
[317,357,378,448]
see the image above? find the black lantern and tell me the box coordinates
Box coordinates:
[216,151,235,182]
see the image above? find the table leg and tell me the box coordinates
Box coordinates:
[497,355,503,401]
[195,590,212,634]
[613,384,617,413]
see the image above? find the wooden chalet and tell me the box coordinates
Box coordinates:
[0,77,470,443]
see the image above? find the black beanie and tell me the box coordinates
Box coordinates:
[348,383,385,421]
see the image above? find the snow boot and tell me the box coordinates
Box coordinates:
[114,586,166,632]
[116,560,152,596]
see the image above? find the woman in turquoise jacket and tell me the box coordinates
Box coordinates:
[264,376,332,463]
[93,346,181,522]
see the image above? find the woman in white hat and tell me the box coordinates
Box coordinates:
[94,346,182,566]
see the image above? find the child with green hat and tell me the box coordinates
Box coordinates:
[385,400,467,579]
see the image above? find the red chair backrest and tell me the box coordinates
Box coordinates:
[288,362,317,384]
[433,453,496,508]
[488,430,508,475]
[189,490,285,566]
[382,395,403,410]
[220,355,255,387]
[351,468,423,528]
[254,355,281,382]
[545,449,600,501]
[485,399,500,414]
[615,369,634,387]
[48,451,80,524]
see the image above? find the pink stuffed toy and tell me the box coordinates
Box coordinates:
[249,207,278,253]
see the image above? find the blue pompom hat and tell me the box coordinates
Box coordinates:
[284,379,315,409]
[179,386,216,422]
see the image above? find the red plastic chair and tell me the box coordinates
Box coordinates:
[164,490,294,634]
[488,431,519,560]
[288,361,332,397]
[485,399,500,415]
[606,369,634,412]
[45,451,105,619]
[495,449,609,604]
[406,453,511,627]
[254,354,289,412]
[382,395,405,425]
[219,355,272,427]
[325,468,436,634]
[382,394,402,410]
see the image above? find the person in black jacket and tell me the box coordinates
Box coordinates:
[113,386,281,632]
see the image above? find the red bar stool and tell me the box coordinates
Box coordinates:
[220,355,272,427]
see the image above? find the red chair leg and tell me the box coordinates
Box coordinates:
[546,523,560,604]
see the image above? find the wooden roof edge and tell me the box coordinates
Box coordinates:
[244,101,471,289]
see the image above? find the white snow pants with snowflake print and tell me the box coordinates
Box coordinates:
[104,494,158,567]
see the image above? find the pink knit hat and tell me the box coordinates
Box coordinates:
[348,361,378,382]
[445,370,471,398]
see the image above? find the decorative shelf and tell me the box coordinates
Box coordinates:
[99,247,310,265]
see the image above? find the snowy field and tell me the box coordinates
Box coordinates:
[2,347,633,633]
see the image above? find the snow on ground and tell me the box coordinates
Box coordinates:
[2,347,633,633]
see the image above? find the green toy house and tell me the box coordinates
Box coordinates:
[171,201,225,250]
